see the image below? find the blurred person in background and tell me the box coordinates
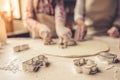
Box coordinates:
[74,0,120,41]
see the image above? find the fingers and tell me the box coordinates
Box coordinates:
[67,39,77,46]
[40,31,54,45]
[58,37,67,48]
[80,26,87,41]
[108,31,119,38]
[74,25,87,41]
[58,34,70,48]
[107,27,120,38]
[58,31,77,48]
[43,33,52,45]
[74,29,80,41]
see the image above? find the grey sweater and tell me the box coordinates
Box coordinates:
[74,0,120,28]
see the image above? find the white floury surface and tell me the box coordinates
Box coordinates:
[0,36,120,80]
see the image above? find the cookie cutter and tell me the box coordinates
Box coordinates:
[22,55,50,72]
[97,52,119,64]
[14,44,29,52]
[83,59,100,75]
[73,58,86,73]
[73,58,100,75]
[73,58,86,66]
[59,39,77,49]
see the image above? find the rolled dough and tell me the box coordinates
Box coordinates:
[36,40,109,58]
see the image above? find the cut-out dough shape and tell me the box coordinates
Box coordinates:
[38,40,109,58]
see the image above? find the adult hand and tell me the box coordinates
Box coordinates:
[107,26,120,38]
[56,26,76,48]
[74,19,87,41]
[38,24,53,45]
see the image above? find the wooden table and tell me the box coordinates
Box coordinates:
[0,36,120,80]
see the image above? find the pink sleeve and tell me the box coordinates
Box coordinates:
[23,0,41,31]
[55,0,66,26]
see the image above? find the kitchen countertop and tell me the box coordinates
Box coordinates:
[0,36,120,80]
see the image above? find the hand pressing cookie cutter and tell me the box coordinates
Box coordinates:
[59,39,77,49]
[97,52,120,64]
[73,58,100,75]
[14,44,29,52]
[22,55,50,72]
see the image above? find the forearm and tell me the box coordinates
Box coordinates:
[55,0,66,28]
[74,0,85,23]
[23,0,42,33]
[23,17,42,32]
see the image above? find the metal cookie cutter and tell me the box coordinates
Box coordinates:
[73,58,100,75]
[73,58,86,66]
[59,39,77,49]
[14,44,29,52]
[97,52,120,64]
[83,59,100,75]
[22,55,50,72]
[73,58,87,73]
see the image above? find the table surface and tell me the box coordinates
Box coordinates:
[0,36,120,80]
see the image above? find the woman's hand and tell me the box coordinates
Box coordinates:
[56,26,76,48]
[74,19,87,41]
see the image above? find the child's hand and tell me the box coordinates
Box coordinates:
[107,26,120,38]
[38,24,53,45]
[56,26,73,47]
